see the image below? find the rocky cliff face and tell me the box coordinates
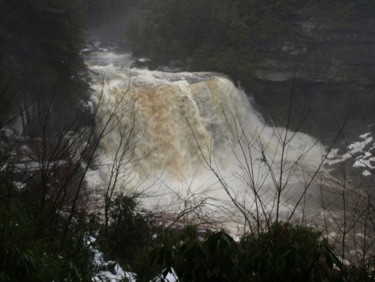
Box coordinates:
[251,7,375,144]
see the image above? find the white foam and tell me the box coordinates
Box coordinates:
[87,51,328,227]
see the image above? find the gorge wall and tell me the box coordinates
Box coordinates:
[251,5,375,143]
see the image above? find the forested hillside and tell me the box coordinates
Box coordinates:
[0,0,88,129]
[126,0,298,82]
[0,1,94,280]
[120,1,374,83]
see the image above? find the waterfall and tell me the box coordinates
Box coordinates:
[86,51,328,230]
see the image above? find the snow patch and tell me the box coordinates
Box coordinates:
[362,170,372,177]
[154,268,178,282]
[87,236,136,282]
[325,130,374,177]
[13,181,26,190]
[359,132,371,139]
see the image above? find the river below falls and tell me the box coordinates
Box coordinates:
[84,48,374,254]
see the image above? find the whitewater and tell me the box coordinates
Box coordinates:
[85,50,336,232]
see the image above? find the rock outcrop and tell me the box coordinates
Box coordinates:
[251,6,375,143]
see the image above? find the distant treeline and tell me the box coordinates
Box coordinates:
[132,0,375,85]
[128,0,297,79]
[89,0,375,89]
